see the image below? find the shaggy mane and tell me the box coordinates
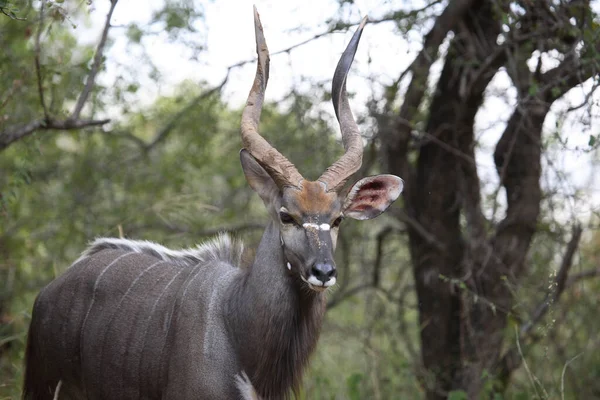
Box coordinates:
[76,233,244,268]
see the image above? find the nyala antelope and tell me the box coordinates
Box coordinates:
[23,7,403,400]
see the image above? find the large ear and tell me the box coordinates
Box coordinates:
[240,149,279,206]
[343,175,403,220]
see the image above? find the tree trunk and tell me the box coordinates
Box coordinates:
[380,0,548,397]
[378,0,599,395]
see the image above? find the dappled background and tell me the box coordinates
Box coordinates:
[1,0,600,399]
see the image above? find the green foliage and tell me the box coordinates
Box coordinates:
[0,0,24,20]
[448,390,468,400]
[2,1,600,399]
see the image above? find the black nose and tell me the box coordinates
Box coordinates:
[311,263,337,283]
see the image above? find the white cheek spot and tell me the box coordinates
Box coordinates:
[287,262,291,270]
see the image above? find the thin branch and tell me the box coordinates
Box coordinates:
[0,6,26,20]
[515,326,548,399]
[372,227,393,287]
[391,208,446,253]
[228,4,442,74]
[498,225,584,378]
[327,283,373,309]
[520,224,583,337]
[71,0,119,120]
[126,221,265,238]
[561,353,583,400]
[0,118,110,151]
[144,71,231,151]
[34,0,48,119]
[328,226,401,310]
[566,267,600,288]
[103,128,147,148]
[566,80,600,112]
[397,0,476,121]
[420,127,477,165]
[0,1,117,152]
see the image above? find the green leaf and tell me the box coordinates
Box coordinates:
[528,83,539,97]
[448,390,468,400]
[346,373,364,400]
[126,23,143,43]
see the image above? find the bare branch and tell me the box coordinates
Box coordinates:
[391,208,446,253]
[327,283,373,309]
[498,225,583,378]
[566,80,600,112]
[566,268,600,288]
[71,0,119,120]
[0,118,110,151]
[0,1,117,152]
[397,0,476,120]
[144,71,231,151]
[34,0,48,119]
[520,225,583,337]
[229,4,443,74]
[540,50,600,103]
[126,221,265,238]
[327,227,399,310]
[380,0,477,208]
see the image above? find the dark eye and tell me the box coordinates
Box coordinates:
[279,212,295,225]
[332,216,343,228]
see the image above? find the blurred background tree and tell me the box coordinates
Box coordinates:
[1,0,599,399]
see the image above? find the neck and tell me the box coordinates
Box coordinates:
[226,221,326,399]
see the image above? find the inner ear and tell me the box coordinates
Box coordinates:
[343,174,403,220]
[240,149,279,206]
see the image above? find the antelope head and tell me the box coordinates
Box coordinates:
[240,7,403,292]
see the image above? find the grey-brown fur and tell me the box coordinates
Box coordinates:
[23,9,404,400]
[24,222,329,399]
[24,235,246,399]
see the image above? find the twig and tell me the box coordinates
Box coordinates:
[391,208,446,253]
[71,0,119,120]
[520,224,583,337]
[421,127,477,165]
[327,282,374,309]
[34,0,48,119]
[566,82,599,112]
[561,353,583,400]
[566,268,600,287]
[0,5,26,20]
[515,326,548,399]
[498,225,584,379]
[226,5,441,74]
